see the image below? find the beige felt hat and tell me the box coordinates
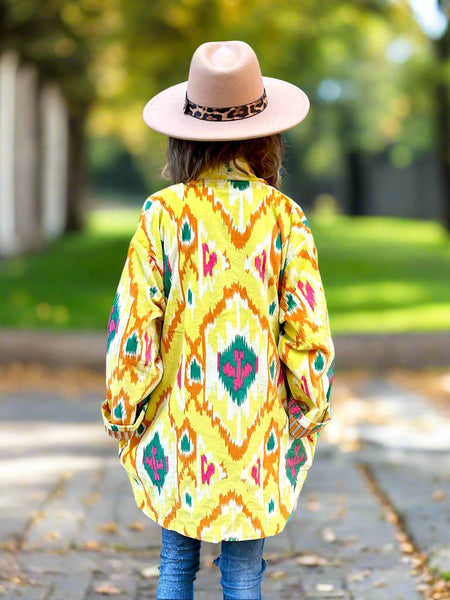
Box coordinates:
[143,40,310,141]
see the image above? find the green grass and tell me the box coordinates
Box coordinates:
[1,209,449,334]
[312,216,450,333]
[0,208,138,331]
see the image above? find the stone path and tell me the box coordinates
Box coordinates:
[0,376,449,599]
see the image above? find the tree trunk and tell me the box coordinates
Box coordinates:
[65,110,88,233]
[347,149,366,216]
[340,106,367,217]
[434,23,450,232]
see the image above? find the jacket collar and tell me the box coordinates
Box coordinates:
[198,159,259,182]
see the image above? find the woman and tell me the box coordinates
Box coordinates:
[102,40,334,600]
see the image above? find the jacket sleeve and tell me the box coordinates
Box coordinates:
[101,201,166,441]
[278,204,334,437]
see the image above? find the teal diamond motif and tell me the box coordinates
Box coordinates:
[113,402,123,420]
[217,335,258,406]
[286,293,297,312]
[275,231,282,251]
[190,358,201,382]
[162,241,172,298]
[180,433,191,453]
[269,360,275,380]
[125,332,138,356]
[285,439,307,489]
[143,432,168,494]
[181,220,193,243]
[230,180,250,190]
[107,293,120,352]
[314,351,325,372]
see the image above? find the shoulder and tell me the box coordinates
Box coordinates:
[260,183,311,234]
[136,183,186,236]
[141,182,185,215]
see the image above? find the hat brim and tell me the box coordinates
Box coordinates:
[143,77,309,141]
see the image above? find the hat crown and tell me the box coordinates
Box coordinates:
[187,41,264,109]
[143,39,310,141]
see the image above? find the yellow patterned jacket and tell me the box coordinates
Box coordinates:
[101,160,334,542]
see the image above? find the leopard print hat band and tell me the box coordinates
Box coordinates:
[143,41,310,140]
[184,89,268,122]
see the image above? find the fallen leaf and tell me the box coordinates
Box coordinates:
[322,528,337,543]
[30,510,46,525]
[2,540,18,552]
[203,556,216,568]
[297,554,328,567]
[347,570,371,582]
[395,531,408,543]
[264,552,280,562]
[434,580,448,591]
[412,554,427,568]
[372,580,386,588]
[432,489,446,502]
[342,533,360,545]
[83,492,101,507]
[93,583,122,595]
[44,531,62,541]
[316,583,334,592]
[400,541,415,554]
[81,540,102,551]
[305,500,321,512]
[127,521,146,531]
[96,522,119,535]
[417,583,429,592]
[267,570,286,579]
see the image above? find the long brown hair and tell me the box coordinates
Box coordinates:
[163,135,285,189]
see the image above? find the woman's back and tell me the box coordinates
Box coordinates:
[103,159,333,543]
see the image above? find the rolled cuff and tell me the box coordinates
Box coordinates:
[288,400,332,438]
[101,399,146,441]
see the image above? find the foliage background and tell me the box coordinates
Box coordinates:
[1,0,449,333]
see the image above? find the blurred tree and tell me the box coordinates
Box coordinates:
[435,0,450,230]
[88,0,427,215]
[0,0,117,231]
[2,0,444,226]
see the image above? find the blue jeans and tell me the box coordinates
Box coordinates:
[157,527,267,599]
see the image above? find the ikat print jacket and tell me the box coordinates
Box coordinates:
[102,160,334,542]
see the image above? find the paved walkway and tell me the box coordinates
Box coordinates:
[0,377,449,599]
[1,329,449,371]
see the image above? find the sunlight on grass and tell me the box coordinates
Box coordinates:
[311,215,448,247]
[86,207,141,237]
[1,212,449,333]
[328,281,431,311]
[331,302,450,334]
